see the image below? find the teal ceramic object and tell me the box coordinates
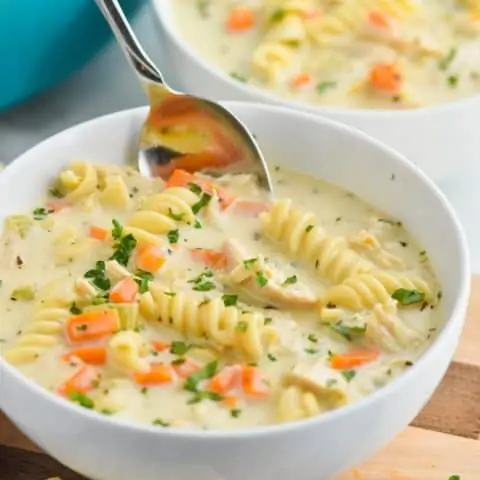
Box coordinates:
[0,0,145,111]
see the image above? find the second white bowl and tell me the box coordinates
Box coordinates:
[153,0,480,184]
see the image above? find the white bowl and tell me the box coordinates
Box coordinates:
[153,0,480,184]
[0,104,470,480]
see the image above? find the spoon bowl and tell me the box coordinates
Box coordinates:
[95,0,273,193]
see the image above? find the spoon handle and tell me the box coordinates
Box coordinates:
[95,0,165,86]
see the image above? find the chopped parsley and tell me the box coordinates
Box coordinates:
[438,47,457,71]
[101,409,114,415]
[167,229,179,245]
[267,353,277,362]
[69,302,82,315]
[316,81,337,95]
[184,360,218,397]
[187,391,223,405]
[193,219,203,229]
[110,233,137,267]
[270,8,286,22]
[307,333,318,343]
[230,408,242,418]
[112,219,123,240]
[230,72,247,83]
[152,418,170,427]
[282,275,297,286]
[188,182,203,195]
[32,207,51,220]
[140,387,148,396]
[168,209,184,221]
[236,321,249,333]
[264,317,273,325]
[256,272,268,287]
[84,260,111,291]
[243,258,257,269]
[196,0,210,19]
[329,321,367,341]
[447,75,459,87]
[189,271,214,293]
[192,192,212,214]
[392,288,425,306]
[448,476,460,480]
[170,341,192,356]
[222,294,238,307]
[305,225,314,233]
[69,391,94,409]
[341,370,356,382]
[134,270,154,294]
[304,348,318,355]
[49,187,63,198]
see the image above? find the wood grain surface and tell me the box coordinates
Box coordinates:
[1,278,480,480]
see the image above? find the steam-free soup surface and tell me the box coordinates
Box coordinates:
[0,162,440,429]
[172,0,480,109]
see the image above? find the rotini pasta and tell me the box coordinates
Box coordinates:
[139,284,277,360]
[324,270,432,311]
[260,199,372,284]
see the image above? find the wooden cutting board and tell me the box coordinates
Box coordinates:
[1,279,479,480]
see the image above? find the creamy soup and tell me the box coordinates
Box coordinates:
[0,162,440,429]
[172,0,480,109]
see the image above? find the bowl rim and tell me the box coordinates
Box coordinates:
[153,0,480,118]
[0,103,471,441]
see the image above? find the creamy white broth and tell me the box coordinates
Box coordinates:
[0,162,440,429]
[172,0,480,109]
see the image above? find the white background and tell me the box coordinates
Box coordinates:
[1,5,479,271]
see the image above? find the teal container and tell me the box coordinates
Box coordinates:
[0,0,145,111]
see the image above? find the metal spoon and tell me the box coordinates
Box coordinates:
[95,0,273,193]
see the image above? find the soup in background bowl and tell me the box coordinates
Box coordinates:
[153,0,480,183]
[0,103,469,480]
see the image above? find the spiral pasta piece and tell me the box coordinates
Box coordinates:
[260,199,372,284]
[276,386,322,423]
[108,331,150,374]
[98,174,131,210]
[126,187,199,240]
[139,285,277,360]
[4,302,70,365]
[58,161,98,202]
[252,43,293,83]
[324,271,432,311]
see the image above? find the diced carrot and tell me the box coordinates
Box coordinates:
[58,365,99,396]
[241,366,270,398]
[227,6,255,32]
[136,244,166,273]
[229,200,269,217]
[190,248,227,270]
[303,8,321,19]
[151,341,170,352]
[166,169,236,210]
[109,277,139,304]
[210,365,242,394]
[46,198,69,212]
[330,350,380,370]
[89,225,108,241]
[368,11,391,29]
[291,73,312,88]
[223,395,239,408]
[172,359,200,378]
[66,309,120,344]
[369,64,402,93]
[134,364,173,385]
[62,347,107,366]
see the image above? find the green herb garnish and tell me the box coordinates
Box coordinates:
[256,272,268,287]
[307,333,318,343]
[439,47,457,71]
[267,353,277,362]
[110,233,137,267]
[184,360,218,393]
[32,207,50,220]
[243,258,257,269]
[222,294,238,307]
[168,209,184,221]
[270,8,286,22]
[152,418,170,427]
[392,288,425,306]
[316,81,337,94]
[230,408,242,418]
[170,341,192,356]
[341,370,356,382]
[167,229,179,245]
[329,321,367,341]
[112,219,123,240]
[84,260,111,291]
[187,391,224,405]
[69,302,82,315]
[192,193,212,214]
[230,72,247,83]
[134,271,154,294]
[282,275,297,286]
[447,75,459,87]
[236,321,249,333]
[193,219,203,229]
[188,182,203,195]
[305,225,314,233]
[69,391,94,409]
